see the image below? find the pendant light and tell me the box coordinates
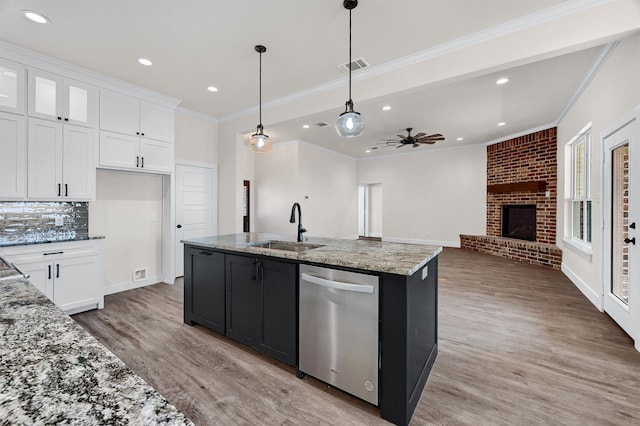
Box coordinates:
[248,45,272,153]
[335,0,365,138]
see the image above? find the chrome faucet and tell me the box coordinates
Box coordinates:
[289,202,307,242]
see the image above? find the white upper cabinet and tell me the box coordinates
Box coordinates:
[27,118,95,200]
[28,69,98,128]
[0,58,26,115]
[0,112,27,199]
[99,89,174,143]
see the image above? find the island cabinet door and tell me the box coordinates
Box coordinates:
[184,247,225,334]
[258,259,297,366]
[225,254,260,349]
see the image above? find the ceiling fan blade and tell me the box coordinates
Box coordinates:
[413,144,420,148]
[397,134,406,139]
[413,132,426,138]
[426,133,443,139]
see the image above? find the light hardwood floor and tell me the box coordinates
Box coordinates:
[73,249,640,425]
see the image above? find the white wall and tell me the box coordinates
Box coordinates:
[357,145,486,246]
[254,141,358,239]
[369,183,383,237]
[175,110,218,165]
[89,170,163,293]
[557,33,640,306]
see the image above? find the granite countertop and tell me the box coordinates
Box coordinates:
[0,234,106,248]
[182,233,442,276]
[0,275,192,425]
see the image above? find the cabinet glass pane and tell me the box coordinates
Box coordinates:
[0,66,18,109]
[35,76,57,116]
[68,85,88,123]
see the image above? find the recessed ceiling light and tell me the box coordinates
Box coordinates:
[0,94,8,98]
[365,150,371,153]
[497,122,506,126]
[457,137,464,141]
[3,71,17,78]
[22,10,50,24]
[207,86,218,92]
[496,77,509,85]
[302,124,310,129]
[138,58,152,66]
[382,106,391,111]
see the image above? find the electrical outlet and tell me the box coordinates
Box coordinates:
[55,216,64,226]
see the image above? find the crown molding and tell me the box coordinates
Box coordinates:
[220,0,610,123]
[482,123,558,147]
[0,41,182,108]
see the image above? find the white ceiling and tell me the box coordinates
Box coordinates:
[0,0,636,157]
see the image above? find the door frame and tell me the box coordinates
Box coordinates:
[601,105,640,351]
[175,160,217,277]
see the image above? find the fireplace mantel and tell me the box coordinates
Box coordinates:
[487,181,547,194]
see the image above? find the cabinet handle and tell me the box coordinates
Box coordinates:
[44,251,64,256]
[56,264,60,278]
[251,260,257,280]
[58,183,61,197]
[141,157,144,168]
[141,132,145,136]
[136,131,140,135]
[48,265,51,280]
[64,117,69,122]
[57,116,62,120]
[65,184,68,197]
[136,156,140,167]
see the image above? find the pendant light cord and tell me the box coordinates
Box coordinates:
[259,49,263,130]
[348,6,352,104]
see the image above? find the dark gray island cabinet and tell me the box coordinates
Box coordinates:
[182,234,441,426]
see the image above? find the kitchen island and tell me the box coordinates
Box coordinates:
[0,271,192,425]
[182,233,441,425]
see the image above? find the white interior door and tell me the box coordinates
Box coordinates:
[358,185,369,237]
[603,112,640,349]
[175,164,216,277]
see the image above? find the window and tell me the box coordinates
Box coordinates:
[570,129,592,244]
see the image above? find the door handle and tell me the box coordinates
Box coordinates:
[176,224,182,229]
[624,237,636,245]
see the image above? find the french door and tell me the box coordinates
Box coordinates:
[603,111,640,350]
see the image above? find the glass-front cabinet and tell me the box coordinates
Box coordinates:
[27,69,97,128]
[0,58,26,115]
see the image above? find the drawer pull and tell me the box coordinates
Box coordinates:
[43,251,64,256]
[198,251,213,256]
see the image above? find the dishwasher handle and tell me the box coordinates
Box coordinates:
[301,273,375,294]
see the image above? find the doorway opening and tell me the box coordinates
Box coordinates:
[358,183,382,241]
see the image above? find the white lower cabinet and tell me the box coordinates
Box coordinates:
[1,240,104,314]
[99,130,173,173]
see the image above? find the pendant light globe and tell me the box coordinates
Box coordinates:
[336,0,364,138]
[249,44,272,153]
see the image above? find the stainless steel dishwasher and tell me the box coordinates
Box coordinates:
[299,264,379,405]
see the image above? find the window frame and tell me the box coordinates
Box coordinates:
[569,127,592,246]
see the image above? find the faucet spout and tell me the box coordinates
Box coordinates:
[289,202,306,242]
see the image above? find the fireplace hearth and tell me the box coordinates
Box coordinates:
[502,204,536,241]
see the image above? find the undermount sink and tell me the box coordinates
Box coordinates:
[250,240,325,253]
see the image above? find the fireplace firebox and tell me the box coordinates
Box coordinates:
[502,204,536,241]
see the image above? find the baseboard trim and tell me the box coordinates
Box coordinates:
[382,237,460,248]
[104,276,162,295]
[561,263,602,311]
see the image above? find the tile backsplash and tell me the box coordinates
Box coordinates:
[0,201,89,245]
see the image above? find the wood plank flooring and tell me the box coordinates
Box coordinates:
[73,248,640,425]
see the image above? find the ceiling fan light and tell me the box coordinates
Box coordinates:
[336,110,365,137]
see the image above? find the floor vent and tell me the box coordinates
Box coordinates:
[337,57,370,74]
[132,268,148,282]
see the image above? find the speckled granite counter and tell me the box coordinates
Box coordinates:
[0,275,192,425]
[0,234,106,248]
[182,233,442,276]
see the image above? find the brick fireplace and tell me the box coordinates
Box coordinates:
[460,128,562,269]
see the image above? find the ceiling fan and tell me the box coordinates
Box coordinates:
[372,128,445,149]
